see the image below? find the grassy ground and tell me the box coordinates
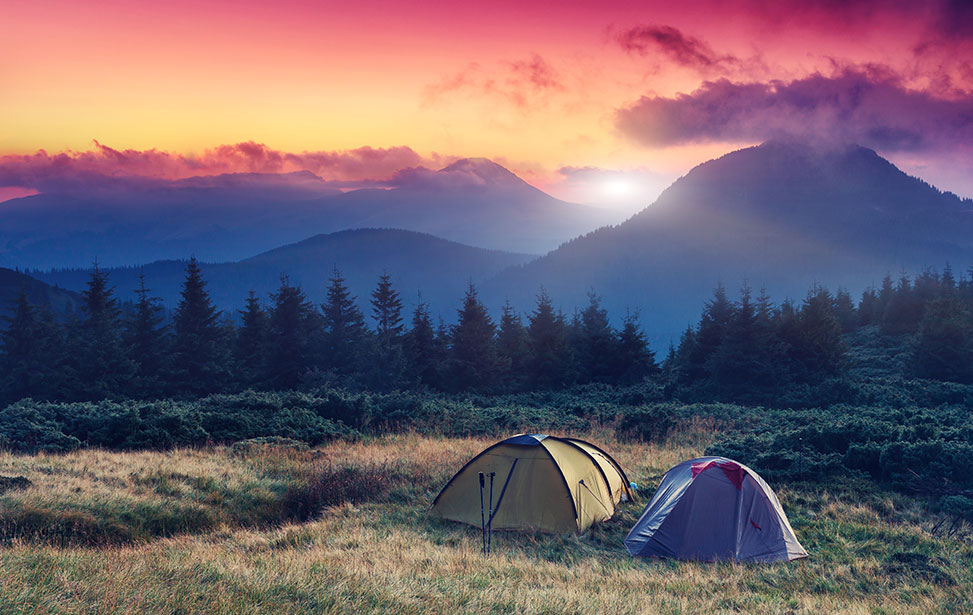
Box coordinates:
[0,420,970,614]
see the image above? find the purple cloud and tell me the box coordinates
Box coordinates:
[0,143,451,193]
[615,68,973,151]
[614,25,739,72]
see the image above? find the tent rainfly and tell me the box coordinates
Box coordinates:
[624,456,807,562]
[431,434,633,533]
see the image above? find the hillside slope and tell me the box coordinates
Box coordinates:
[36,229,536,317]
[0,268,82,318]
[486,141,973,340]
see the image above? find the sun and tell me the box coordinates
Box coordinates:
[603,178,634,197]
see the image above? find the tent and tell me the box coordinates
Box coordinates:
[625,456,807,562]
[431,434,633,533]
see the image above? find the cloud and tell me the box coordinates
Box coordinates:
[423,53,564,110]
[506,55,564,91]
[0,143,452,193]
[614,25,740,73]
[615,68,973,151]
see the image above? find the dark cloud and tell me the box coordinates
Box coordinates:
[615,68,973,151]
[614,25,738,72]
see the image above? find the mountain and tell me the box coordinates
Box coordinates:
[0,160,616,269]
[36,229,535,318]
[0,268,82,319]
[316,158,614,254]
[486,141,973,343]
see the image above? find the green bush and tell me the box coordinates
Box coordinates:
[706,404,973,489]
[0,400,82,452]
[615,405,674,443]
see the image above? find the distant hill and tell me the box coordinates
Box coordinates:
[315,158,614,254]
[0,160,616,269]
[486,141,973,343]
[36,229,536,318]
[0,268,82,319]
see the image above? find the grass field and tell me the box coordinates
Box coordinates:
[0,420,970,614]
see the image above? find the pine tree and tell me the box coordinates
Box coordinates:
[833,288,857,333]
[686,283,733,382]
[169,258,230,395]
[878,274,895,309]
[405,296,442,388]
[267,277,317,389]
[661,343,677,384]
[369,272,406,388]
[69,264,135,398]
[669,325,697,387]
[321,267,366,376]
[912,294,973,383]
[790,286,845,381]
[882,273,923,335]
[122,273,168,397]
[448,282,498,391]
[858,287,880,326]
[496,300,528,391]
[708,284,784,401]
[526,289,571,389]
[942,263,956,294]
[0,290,65,402]
[613,310,658,385]
[371,272,403,344]
[235,290,269,386]
[707,284,757,397]
[574,292,617,384]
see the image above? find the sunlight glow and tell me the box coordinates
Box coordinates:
[603,178,634,197]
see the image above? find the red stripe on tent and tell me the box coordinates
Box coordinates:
[750,519,762,531]
[690,460,745,490]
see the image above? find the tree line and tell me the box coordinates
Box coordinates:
[4,259,972,407]
[663,264,973,403]
[0,259,658,403]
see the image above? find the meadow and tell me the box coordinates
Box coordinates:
[1,420,969,615]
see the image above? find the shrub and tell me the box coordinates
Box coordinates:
[0,400,81,453]
[282,465,393,521]
[939,495,973,523]
[615,405,674,443]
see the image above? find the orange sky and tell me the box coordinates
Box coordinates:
[2,0,971,208]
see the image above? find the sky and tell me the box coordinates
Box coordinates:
[2,0,972,210]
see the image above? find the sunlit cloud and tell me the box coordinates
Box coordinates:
[422,53,566,111]
[0,143,456,194]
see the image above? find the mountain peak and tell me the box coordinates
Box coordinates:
[440,158,526,187]
[622,138,971,242]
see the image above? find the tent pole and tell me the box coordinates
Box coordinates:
[487,472,495,554]
[478,472,486,554]
[486,459,519,529]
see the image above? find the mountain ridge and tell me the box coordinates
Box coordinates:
[484,140,973,343]
[0,159,615,268]
[35,228,536,318]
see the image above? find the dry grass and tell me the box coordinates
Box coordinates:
[0,424,970,614]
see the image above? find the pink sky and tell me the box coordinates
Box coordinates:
[2,0,971,208]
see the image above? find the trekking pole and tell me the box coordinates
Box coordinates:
[487,471,496,554]
[478,472,486,554]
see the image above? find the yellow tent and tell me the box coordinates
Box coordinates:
[431,434,633,533]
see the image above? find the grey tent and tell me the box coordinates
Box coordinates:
[624,456,807,562]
